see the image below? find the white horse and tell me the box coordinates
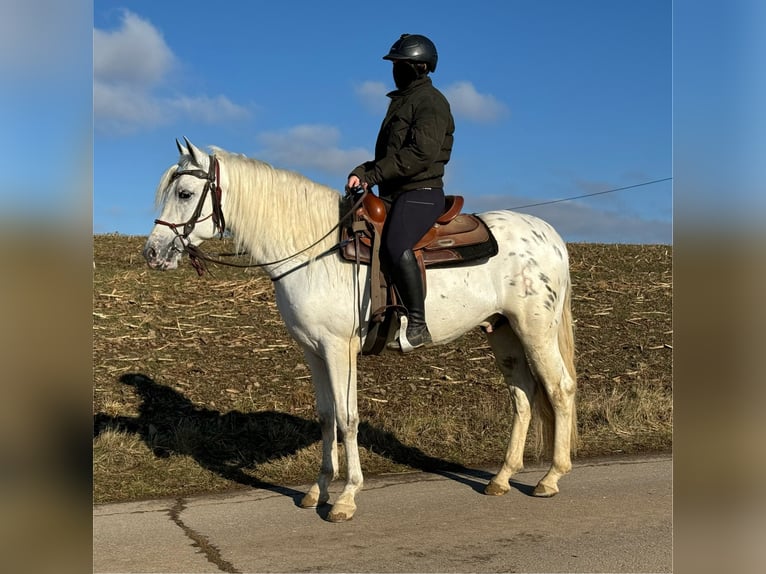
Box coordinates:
[143,138,578,522]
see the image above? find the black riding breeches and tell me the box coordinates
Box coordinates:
[381,187,445,269]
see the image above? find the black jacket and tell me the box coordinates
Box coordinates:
[351,76,454,200]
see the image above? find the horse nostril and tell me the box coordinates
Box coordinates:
[143,246,157,262]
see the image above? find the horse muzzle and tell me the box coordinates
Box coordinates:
[142,240,181,270]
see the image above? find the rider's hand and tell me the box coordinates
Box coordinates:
[346,175,368,194]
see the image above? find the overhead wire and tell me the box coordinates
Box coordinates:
[510,177,672,210]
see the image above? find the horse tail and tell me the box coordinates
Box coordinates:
[558,283,578,454]
[532,281,578,459]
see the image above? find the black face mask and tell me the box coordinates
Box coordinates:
[393,60,420,90]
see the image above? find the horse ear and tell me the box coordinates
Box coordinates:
[176,138,187,156]
[183,136,205,166]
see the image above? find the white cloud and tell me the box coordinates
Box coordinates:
[443,82,509,123]
[94,10,249,134]
[354,78,508,124]
[93,81,162,134]
[257,125,370,175]
[93,11,174,87]
[168,95,250,124]
[355,81,389,113]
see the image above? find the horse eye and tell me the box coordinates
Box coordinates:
[178,189,193,200]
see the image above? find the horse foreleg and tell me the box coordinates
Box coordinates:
[327,413,362,522]
[300,351,337,509]
[325,345,363,522]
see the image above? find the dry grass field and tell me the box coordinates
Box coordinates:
[93,235,672,504]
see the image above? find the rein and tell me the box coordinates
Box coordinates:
[158,158,368,279]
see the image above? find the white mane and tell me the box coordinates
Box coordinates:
[213,148,341,262]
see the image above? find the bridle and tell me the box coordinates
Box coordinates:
[154,154,226,242]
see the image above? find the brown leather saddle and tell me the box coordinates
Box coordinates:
[340,192,498,354]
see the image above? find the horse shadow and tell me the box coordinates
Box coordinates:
[94,373,529,505]
[94,373,317,502]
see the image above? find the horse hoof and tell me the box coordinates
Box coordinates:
[327,503,356,522]
[299,492,329,509]
[533,483,559,497]
[484,481,510,496]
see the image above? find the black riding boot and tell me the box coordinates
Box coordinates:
[387,249,432,351]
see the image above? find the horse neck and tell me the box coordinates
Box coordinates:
[220,156,341,267]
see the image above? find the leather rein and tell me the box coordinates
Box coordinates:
[154,154,367,278]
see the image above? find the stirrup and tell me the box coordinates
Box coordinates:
[387,316,432,353]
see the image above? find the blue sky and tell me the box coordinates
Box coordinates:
[91,0,672,243]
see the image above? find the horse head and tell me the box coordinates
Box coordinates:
[143,137,225,270]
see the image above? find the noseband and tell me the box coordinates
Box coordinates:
[154,154,226,241]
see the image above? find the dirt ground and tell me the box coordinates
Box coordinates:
[93,235,672,503]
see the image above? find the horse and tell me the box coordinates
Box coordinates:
[143,138,578,522]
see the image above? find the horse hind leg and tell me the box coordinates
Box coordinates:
[483,318,539,496]
[524,322,577,498]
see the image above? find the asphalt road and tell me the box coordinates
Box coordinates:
[93,454,671,573]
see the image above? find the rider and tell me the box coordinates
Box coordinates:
[346,33,455,351]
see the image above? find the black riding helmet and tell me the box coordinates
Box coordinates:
[383,33,438,73]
